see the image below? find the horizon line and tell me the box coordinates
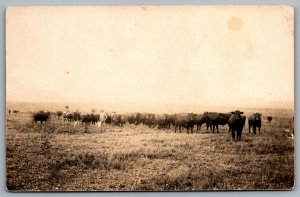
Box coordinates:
[6,99,294,110]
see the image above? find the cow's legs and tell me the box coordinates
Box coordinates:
[187,126,191,134]
[231,130,235,140]
[198,124,202,131]
[237,131,241,140]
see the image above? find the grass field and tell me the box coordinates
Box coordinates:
[6,107,294,191]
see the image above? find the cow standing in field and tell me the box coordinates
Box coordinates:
[80,113,100,132]
[73,111,81,127]
[91,114,100,124]
[228,110,246,140]
[56,111,63,119]
[165,114,176,130]
[60,110,81,126]
[33,111,51,124]
[81,113,99,125]
[267,116,273,123]
[64,113,74,122]
[127,113,136,125]
[133,112,148,125]
[62,111,70,122]
[110,112,124,127]
[248,113,262,134]
[144,113,156,128]
[105,114,112,124]
[81,114,93,125]
[201,112,231,133]
[174,113,195,134]
[193,114,206,131]
[154,114,168,129]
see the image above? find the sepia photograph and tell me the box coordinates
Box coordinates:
[6,5,294,191]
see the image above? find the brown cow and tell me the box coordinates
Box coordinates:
[248,113,262,134]
[174,113,195,134]
[201,112,231,133]
[228,110,246,140]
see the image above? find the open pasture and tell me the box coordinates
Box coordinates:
[6,107,294,191]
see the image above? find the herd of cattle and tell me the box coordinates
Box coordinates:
[26,109,268,140]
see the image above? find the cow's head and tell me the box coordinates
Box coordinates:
[253,113,262,120]
[231,110,244,120]
[187,113,196,121]
[163,114,168,120]
[201,112,208,121]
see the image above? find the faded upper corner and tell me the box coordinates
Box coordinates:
[280,4,294,37]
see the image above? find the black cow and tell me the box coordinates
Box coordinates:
[191,114,206,131]
[90,114,100,124]
[105,114,112,124]
[174,113,195,134]
[133,112,147,125]
[201,112,231,133]
[71,112,81,126]
[111,113,126,126]
[144,113,156,128]
[73,112,81,121]
[165,114,176,129]
[64,113,74,122]
[248,113,262,134]
[154,114,168,129]
[228,110,246,140]
[81,113,99,124]
[81,114,92,124]
[267,116,272,123]
[33,111,51,124]
[56,111,63,119]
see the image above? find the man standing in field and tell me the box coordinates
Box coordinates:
[97,109,108,130]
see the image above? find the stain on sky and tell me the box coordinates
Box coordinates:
[227,16,243,31]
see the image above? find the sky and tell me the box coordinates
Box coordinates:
[6,5,294,109]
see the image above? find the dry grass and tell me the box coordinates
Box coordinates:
[6,108,294,191]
